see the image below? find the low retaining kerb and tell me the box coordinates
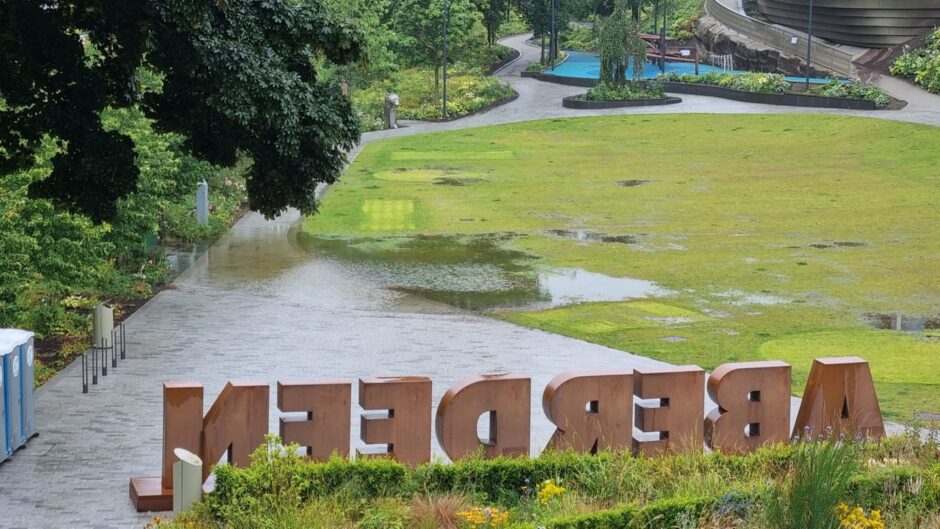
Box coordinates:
[562,95,683,109]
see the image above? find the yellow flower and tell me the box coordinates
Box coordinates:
[835,502,885,529]
[537,479,566,505]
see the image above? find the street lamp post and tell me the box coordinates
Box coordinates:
[805,0,814,90]
[660,0,667,73]
[551,0,557,70]
[442,0,451,118]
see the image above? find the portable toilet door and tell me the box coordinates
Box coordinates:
[19,334,37,441]
[2,343,22,451]
[1,359,9,461]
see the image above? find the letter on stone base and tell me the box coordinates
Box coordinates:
[436,374,531,460]
[793,357,884,440]
[543,371,633,453]
[633,365,704,455]
[358,376,432,466]
[705,361,791,454]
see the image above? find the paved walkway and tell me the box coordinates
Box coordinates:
[0,33,935,529]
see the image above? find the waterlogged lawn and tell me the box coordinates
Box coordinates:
[305,114,940,420]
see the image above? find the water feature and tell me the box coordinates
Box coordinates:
[298,233,669,311]
[546,50,840,85]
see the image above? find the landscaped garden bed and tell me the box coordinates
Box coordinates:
[562,81,682,108]
[160,435,940,528]
[659,72,895,110]
[890,28,940,94]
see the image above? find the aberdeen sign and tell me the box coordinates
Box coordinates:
[130,356,884,511]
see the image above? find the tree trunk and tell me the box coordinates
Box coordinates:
[541,33,546,63]
[434,65,440,100]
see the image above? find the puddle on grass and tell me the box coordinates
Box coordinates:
[546,229,638,245]
[865,313,940,332]
[809,241,867,249]
[716,290,788,306]
[298,233,668,311]
[433,177,489,186]
[617,179,651,187]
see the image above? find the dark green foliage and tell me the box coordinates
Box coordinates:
[890,28,940,93]
[811,80,890,108]
[584,81,664,100]
[0,0,362,221]
[597,2,646,85]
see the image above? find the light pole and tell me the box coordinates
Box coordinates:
[550,0,557,70]
[660,0,667,73]
[442,0,451,117]
[805,0,814,91]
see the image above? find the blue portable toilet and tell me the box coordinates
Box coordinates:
[1,329,37,460]
[1,357,9,461]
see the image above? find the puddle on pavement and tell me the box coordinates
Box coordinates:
[298,233,668,311]
[546,229,638,245]
[165,241,212,279]
[865,313,940,332]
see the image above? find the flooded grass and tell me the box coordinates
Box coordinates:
[307,114,940,419]
[546,229,638,245]
[299,233,668,311]
[865,313,940,331]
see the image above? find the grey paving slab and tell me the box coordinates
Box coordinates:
[0,32,931,529]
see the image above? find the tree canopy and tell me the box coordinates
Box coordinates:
[0,0,363,221]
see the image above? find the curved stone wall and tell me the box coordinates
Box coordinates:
[758,0,940,48]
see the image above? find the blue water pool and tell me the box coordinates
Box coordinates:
[546,51,839,85]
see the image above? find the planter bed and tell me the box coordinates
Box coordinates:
[562,95,682,109]
[528,72,882,110]
[662,81,878,110]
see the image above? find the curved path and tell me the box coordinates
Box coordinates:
[0,33,932,529]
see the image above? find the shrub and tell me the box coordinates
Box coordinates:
[561,25,597,52]
[352,67,515,129]
[890,29,940,94]
[811,80,889,108]
[660,71,789,93]
[584,81,665,101]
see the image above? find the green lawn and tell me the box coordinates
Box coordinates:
[305,114,940,421]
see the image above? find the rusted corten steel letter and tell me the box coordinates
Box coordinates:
[793,357,884,440]
[436,374,531,460]
[704,361,791,454]
[162,382,204,490]
[201,381,270,482]
[358,376,432,466]
[278,380,351,461]
[633,365,705,455]
[543,371,634,453]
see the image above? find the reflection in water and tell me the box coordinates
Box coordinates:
[866,313,940,332]
[298,233,669,311]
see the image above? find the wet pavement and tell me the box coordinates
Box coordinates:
[0,32,932,529]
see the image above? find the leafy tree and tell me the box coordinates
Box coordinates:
[598,2,646,85]
[0,0,363,222]
[477,0,507,46]
[394,0,484,97]
[519,0,551,62]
